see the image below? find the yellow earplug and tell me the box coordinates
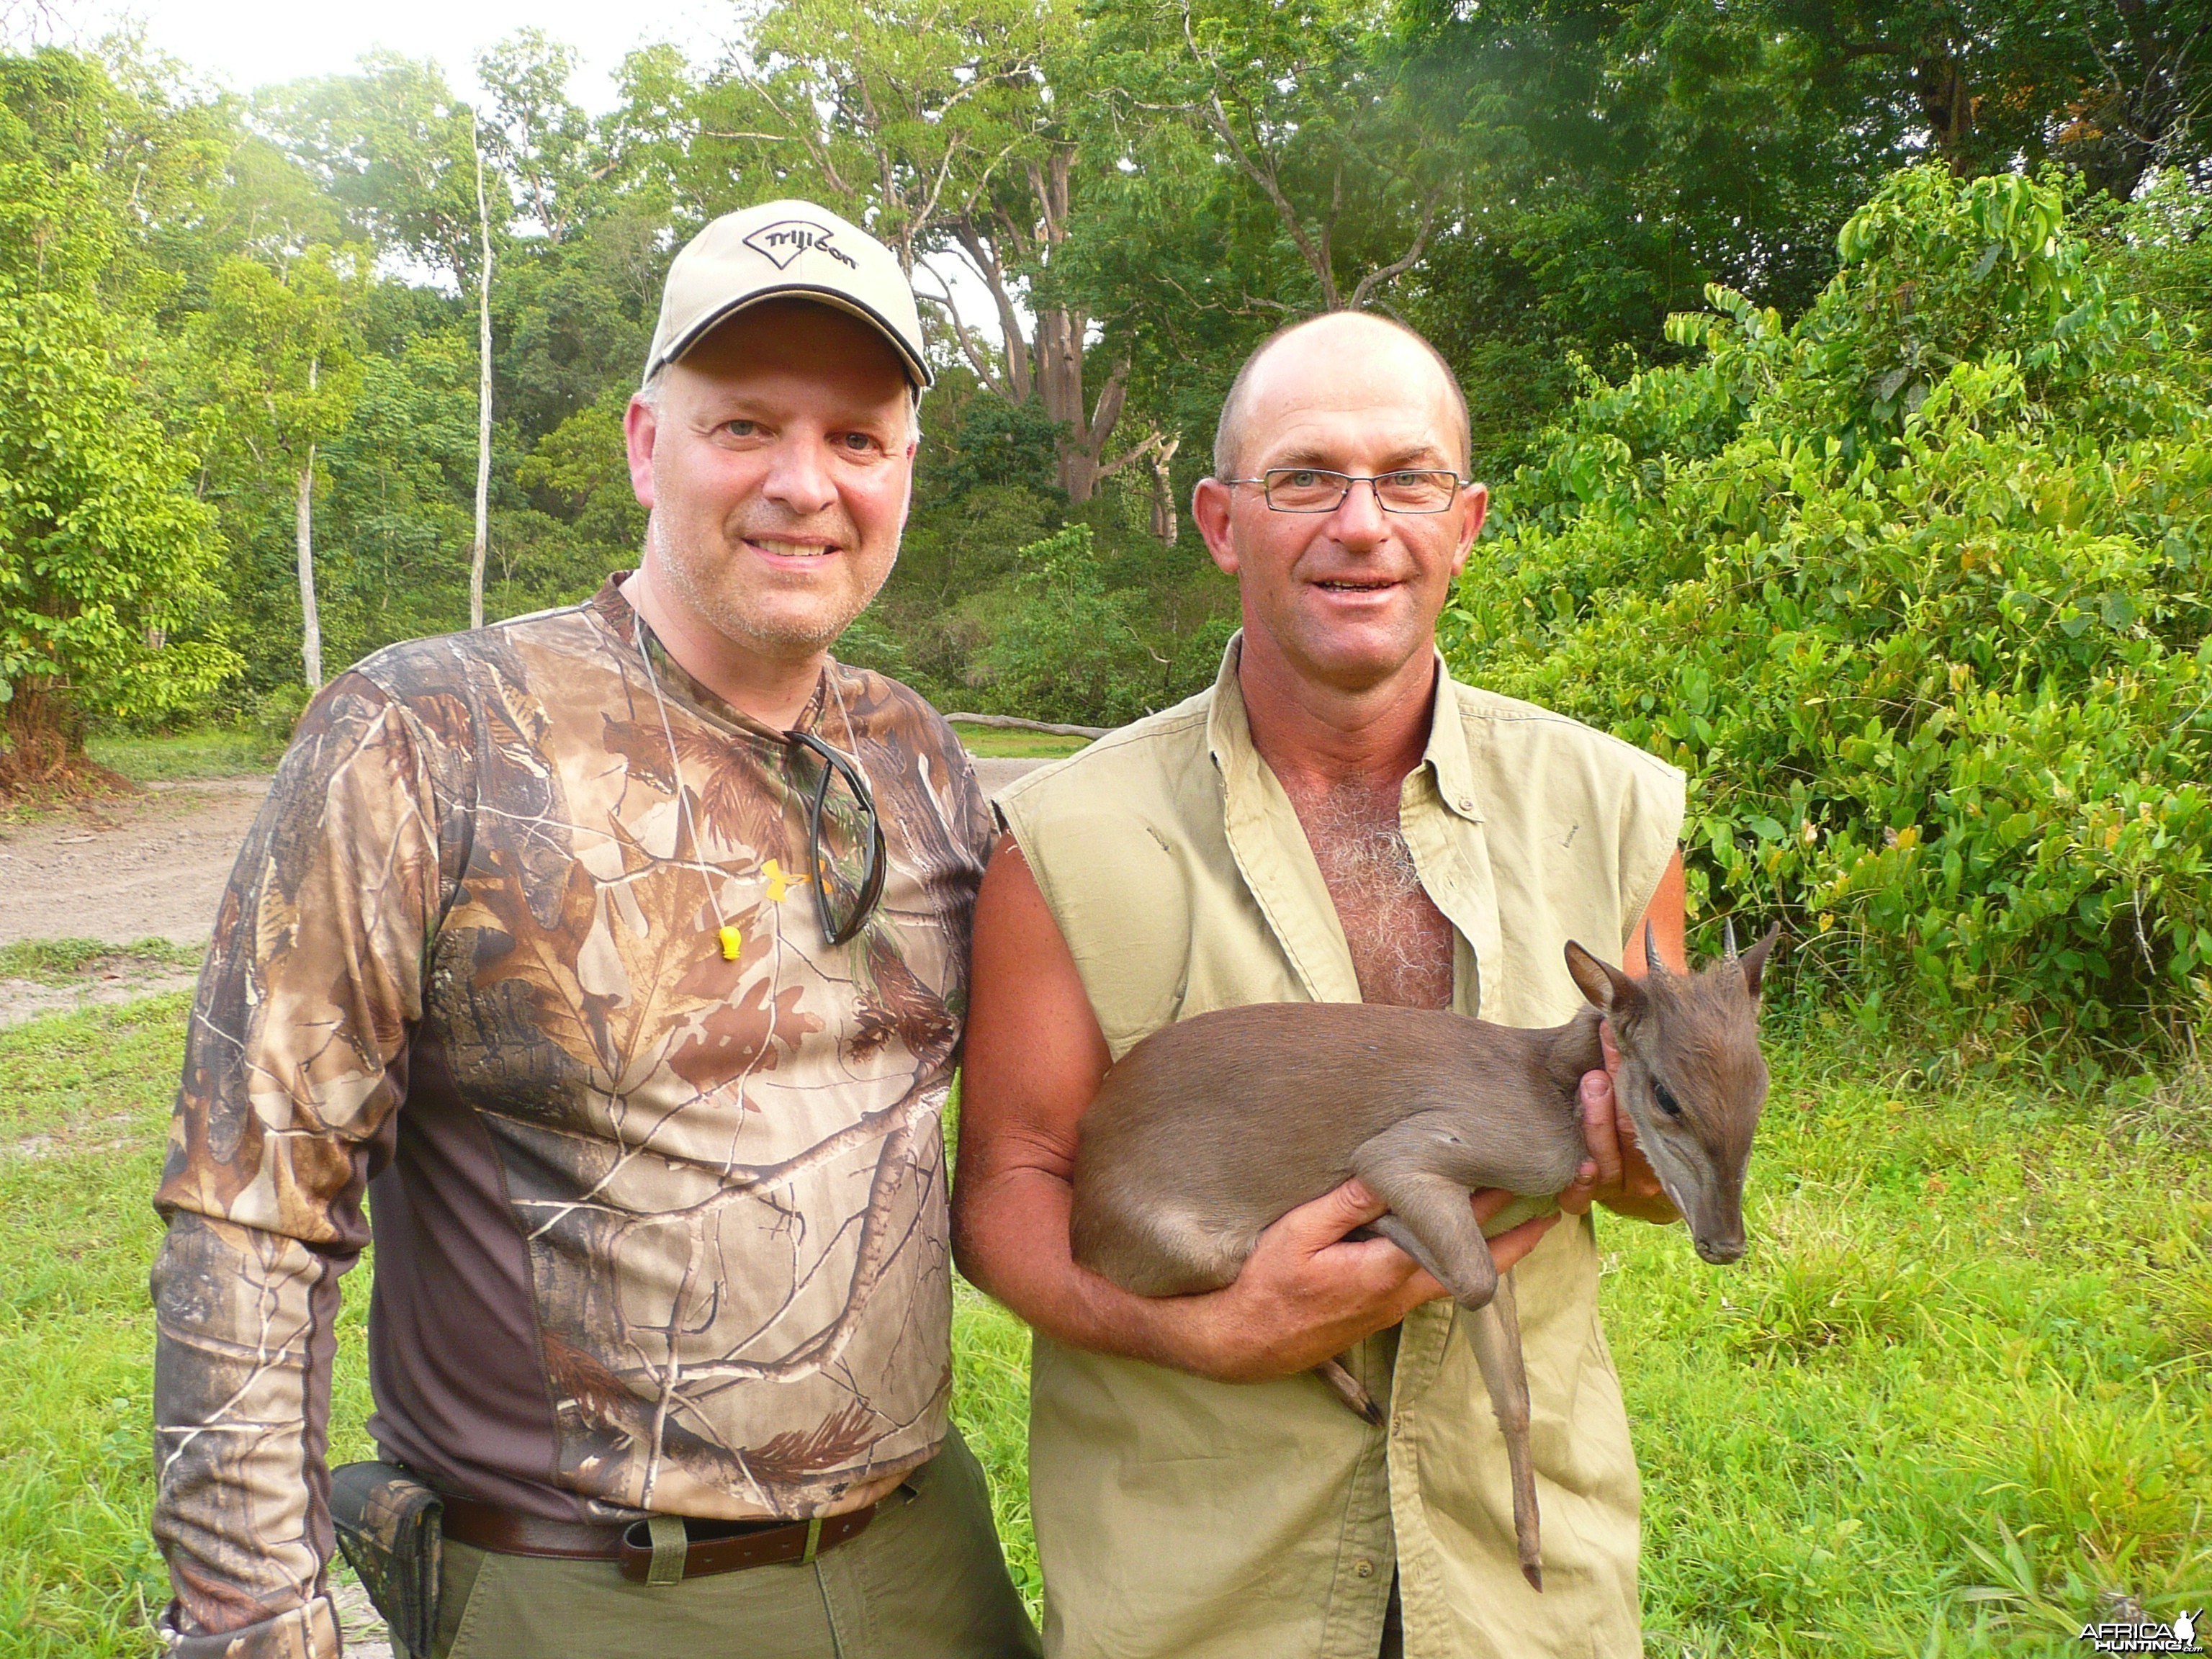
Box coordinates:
[719,924,743,961]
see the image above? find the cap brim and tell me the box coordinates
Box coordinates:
[648,287,933,390]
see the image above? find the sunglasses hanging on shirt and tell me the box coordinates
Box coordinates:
[785,729,887,947]
[632,613,889,954]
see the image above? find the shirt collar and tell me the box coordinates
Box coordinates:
[1204,629,1485,826]
[590,572,830,742]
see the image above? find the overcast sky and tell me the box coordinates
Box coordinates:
[77,0,730,109]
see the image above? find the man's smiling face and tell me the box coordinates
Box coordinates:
[1195,314,1486,696]
[625,297,917,663]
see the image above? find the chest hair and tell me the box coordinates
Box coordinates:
[1278,772,1456,1010]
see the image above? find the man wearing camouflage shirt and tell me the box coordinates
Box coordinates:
[150,202,1039,1658]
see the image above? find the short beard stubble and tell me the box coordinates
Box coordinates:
[647,507,890,660]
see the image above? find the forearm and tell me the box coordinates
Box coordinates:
[956,1166,1220,1375]
[151,1211,349,1658]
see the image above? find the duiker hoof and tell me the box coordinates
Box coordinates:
[1315,1357,1384,1426]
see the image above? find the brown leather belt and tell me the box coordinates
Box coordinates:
[437,1491,886,1583]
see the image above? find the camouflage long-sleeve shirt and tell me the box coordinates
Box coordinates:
[150,578,994,1658]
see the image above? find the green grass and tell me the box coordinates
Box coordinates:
[0,938,202,987]
[1615,1035,2211,1654]
[949,722,1095,759]
[0,996,376,1657]
[84,729,284,783]
[1,998,2204,1656]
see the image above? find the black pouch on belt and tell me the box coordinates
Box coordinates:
[330,1461,444,1658]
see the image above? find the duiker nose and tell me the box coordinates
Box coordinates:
[1695,1236,1745,1265]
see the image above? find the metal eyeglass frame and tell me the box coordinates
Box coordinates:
[786,728,888,947]
[1220,467,1471,514]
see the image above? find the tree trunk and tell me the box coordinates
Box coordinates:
[470,112,495,631]
[0,680,88,793]
[1148,435,1181,546]
[966,151,1133,505]
[1913,51,1977,174]
[1036,306,1130,504]
[297,445,323,692]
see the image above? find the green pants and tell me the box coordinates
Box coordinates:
[432,1428,1039,1659]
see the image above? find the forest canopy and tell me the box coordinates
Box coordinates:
[0,0,2206,1035]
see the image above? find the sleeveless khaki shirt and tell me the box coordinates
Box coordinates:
[994,638,1684,1659]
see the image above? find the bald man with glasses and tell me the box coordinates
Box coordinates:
[955,310,1689,1659]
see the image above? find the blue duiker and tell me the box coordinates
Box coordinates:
[1069,922,1780,1590]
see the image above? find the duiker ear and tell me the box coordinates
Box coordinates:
[1740,922,1783,999]
[1564,940,1645,1020]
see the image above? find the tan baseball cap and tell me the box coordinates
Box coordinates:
[642,199,932,390]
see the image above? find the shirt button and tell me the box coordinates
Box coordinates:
[1354,1559,1376,1579]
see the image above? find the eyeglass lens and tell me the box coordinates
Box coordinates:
[1264,469,1460,513]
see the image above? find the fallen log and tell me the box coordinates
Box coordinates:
[943,713,1109,739]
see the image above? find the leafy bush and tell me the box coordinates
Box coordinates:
[979,524,1166,725]
[0,53,237,784]
[1443,166,2212,1049]
[976,524,1231,727]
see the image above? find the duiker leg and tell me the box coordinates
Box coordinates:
[1308,1150,1498,1430]
[1350,1147,1545,1590]
[1352,1147,1503,1309]
[1462,1273,1542,1591]
[1315,1357,1385,1426]
[1364,1206,1545,1586]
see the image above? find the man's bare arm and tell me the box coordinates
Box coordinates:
[1560,846,1687,1225]
[952,837,1557,1381]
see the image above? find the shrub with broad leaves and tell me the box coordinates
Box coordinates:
[1444,166,2212,1049]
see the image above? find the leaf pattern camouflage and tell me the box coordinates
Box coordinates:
[150,579,994,1658]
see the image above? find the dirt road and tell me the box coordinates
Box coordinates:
[0,777,271,948]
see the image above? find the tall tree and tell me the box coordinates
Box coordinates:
[264,56,505,624]
[191,249,365,689]
[1097,0,1455,313]
[469,110,493,629]
[691,0,1157,502]
[476,29,606,246]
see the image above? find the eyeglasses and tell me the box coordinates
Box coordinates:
[785,729,886,947]
[1222,468,1469,514]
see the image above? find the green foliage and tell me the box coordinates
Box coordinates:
[513,387,645,552]
[1444,166,2212,1047]
[951,1282,1041,1616]
[189,249,367,467]
[974,523,1231,727]
[84,727,287,781]
[4,14,2206,755]
[0,57,237,763]
[0,995,376,1657]
[980,524,1151,723]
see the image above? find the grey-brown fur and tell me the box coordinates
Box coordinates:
[1069,924,1780,1591]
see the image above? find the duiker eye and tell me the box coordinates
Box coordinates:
[1653,1081,1685,1118]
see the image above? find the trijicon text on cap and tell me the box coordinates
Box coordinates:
[742,221,859,271]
